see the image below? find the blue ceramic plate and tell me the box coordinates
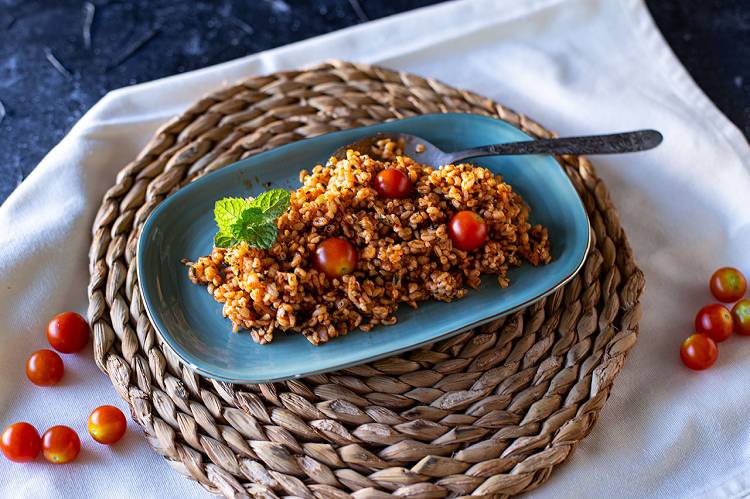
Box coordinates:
[137,113,590,383]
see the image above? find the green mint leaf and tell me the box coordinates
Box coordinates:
[245,223,278,250]
[214,232,236,248]
[250,189,290,219]
[229,207,279,249]
[229,207,265,236]
[212,190,288,249]
[214,197,251,233]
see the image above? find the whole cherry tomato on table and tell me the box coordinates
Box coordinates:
[448,210,488,252]
[694,304,734,342]
[1,422,41,463]
[680,334,718,371]
[373,168,413,199]
[732,299,750,336]
[313,237,359,278]
[41,426,80,464]
[26,349,64,386]
[47,311,90,353]
[88,405,127,445]
[709,267,747,303]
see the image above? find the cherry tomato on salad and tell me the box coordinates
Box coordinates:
[448,210,488,252]
[694,304,734,343]
[709,267,747,303]
[47,311,90,353]
[25,349,64,386]
[680,334,718,371]
[313,237,359,278]
[373,168,413,199]
[88,405,127,445]
[1,422,41,463]
[732,299,750,336]
[41,426,80,464]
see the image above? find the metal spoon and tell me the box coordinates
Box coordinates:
[332,129,663,165]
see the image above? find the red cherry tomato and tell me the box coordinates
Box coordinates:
[694,304,734,342]
[448,210,488,252]
[680,334,718,371]
[732,299,750,336]
[88,405,127,445]
[47,311,90,353]
[25,349,64,386]
[709,267,747,303]
[41,426,80,464]
[373,169,412,199]
[313,237,358,278]
[1,422,41,463]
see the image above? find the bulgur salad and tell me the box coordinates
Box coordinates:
[187,140,551,345]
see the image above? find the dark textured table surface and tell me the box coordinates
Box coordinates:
[1,0,748,204]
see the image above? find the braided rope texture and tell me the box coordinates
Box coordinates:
[87,60,644,498]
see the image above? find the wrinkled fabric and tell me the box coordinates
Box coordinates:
[1,0,749,497]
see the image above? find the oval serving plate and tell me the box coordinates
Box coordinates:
[137,113,590,383]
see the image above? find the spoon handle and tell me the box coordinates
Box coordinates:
[447,129,663,162]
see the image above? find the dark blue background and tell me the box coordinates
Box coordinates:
[1,0,748,204]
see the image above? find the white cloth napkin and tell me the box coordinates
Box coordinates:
[2,0,749,497]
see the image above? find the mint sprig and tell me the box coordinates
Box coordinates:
[213,189,290,249]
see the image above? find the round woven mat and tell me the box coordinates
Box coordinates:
[87,60,644,498]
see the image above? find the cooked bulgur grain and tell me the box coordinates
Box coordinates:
[188,143,551,345]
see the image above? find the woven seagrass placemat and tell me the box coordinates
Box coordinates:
[87,60,644,498]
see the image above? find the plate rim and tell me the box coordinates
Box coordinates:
[137,112,592,383]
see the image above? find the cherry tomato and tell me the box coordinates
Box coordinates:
[373,169,412,199]
[1,422,41,463]
[41,426,80,464]
[709,267,747,303]
[680,334,718,371]
[313,237,358,278]
[694,304,734,342]
[88,405,127,445]
[47,311,90,353]
[448,210,488,252]
[732,299,750,336]
[25,349,64,386]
